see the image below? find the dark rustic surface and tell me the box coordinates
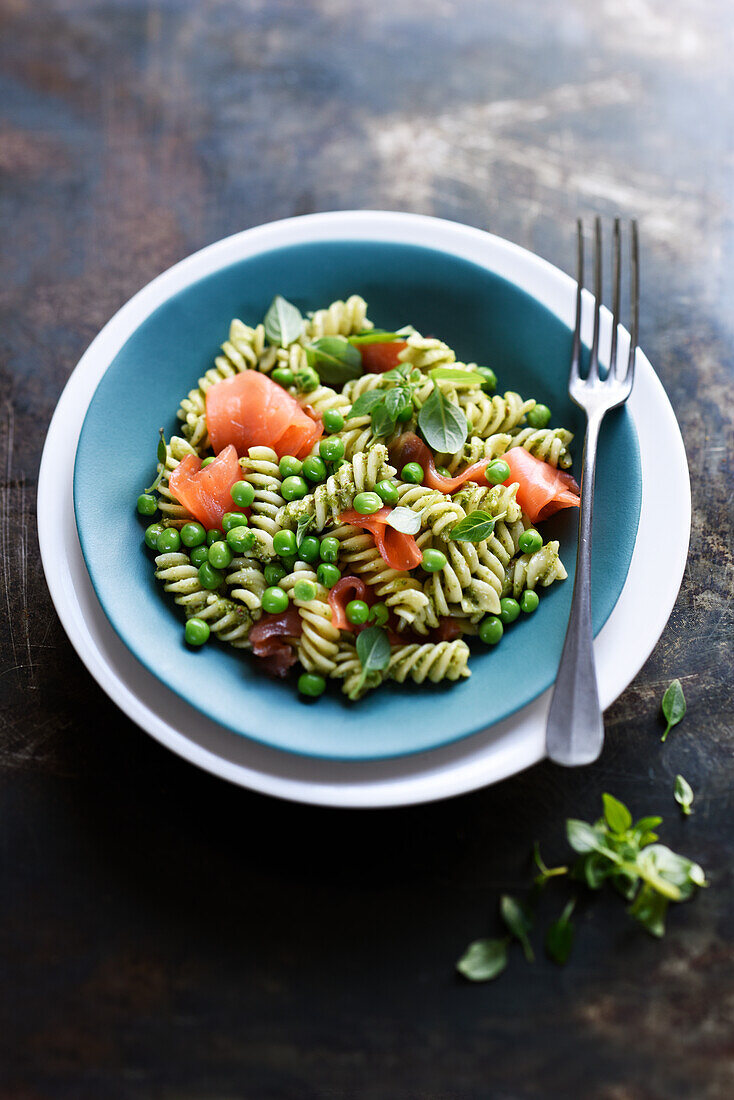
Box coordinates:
[1,1,733,1097]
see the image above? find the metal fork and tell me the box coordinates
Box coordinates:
[545,217,639,766]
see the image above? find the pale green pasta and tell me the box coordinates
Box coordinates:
[141,293,576,703]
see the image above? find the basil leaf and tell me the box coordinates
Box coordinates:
[636,844,706,901]
[385,506,421,535]
[384,387,406,419]
[356,625,391,674]
[306,336,363,385]
[418,386,468,453]
[449,511,495,543]
[545,900,575,965]
[346,390,386,419]
[602,793,633,835]
[628,884,669,938]
[368,602,389,627]
[429,366,487,385]
[145,428,167,493]
[349,330,406,345]
[578,851,612,890]
[674,774,694,817]
[371,402,398,437]
[296,514,314,549]
[456,937,508,982]
[381,364,411,383]
[500,895,534,962]
[264,295,303,347]
[661,679,686,742]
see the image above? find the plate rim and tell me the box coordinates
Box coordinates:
[38,210,690,806]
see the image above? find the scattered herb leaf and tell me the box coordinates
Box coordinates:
[145,428,167,493]
[500,895,534,962]
[305,336,363,385]
[674,774,694,817]
[385,506,421,535]
[533,842,569,887]
[429,366,487,385]
[418,385,468,453]
[345,390,386,419]
[354,626,391,696]
[264,295,303,347]
[545,899,575,965]
[661,678,686,741]
[296,514,315,550]
[602,792,633,834]
[456,937,509,982]
[348,329,406,345]
[449,510,495,543]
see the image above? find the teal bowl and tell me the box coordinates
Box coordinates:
[74,235,641,759]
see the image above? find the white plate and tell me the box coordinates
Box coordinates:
[37,211,690,808]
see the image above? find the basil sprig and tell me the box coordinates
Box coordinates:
[457,791,707,982]
[346,368,417,438]
[661,678,686,741]
[354,625,391,695]
[305,336,363,385]
[145,428,168,493]
[264,295,303,346]
[449,510,496,543]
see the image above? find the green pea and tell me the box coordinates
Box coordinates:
[156,528,181,553]
[201,457,215,467]
[230,480,255,508]
[396,401,413,423]
[421,548,447,573]
[527,403,551,429]
[298,536,320,563]
[322,409,345,432]
[208,540,232,569]
[271,367,295,388]
[190,545,209,566]
[353,491,382,515]
[262,586,289,614]
[295,365,320,393]
[222,512,249,532]
[485,459,510,485]
[317,563,341,588]
[518,529,543,554]
[375,479,399,506]
[144,522,164,549]
[499,597,521,624]
[279,455,303,478]
[319,536,340,563]
[281,475,309,501]
[185,618,210,646]
[226,526,255,554]
[198,561,224,590]
[298,672,326,698]
[302,456,327,483]
[476,366,497,393]
[264,563,287,586]
[273,529,297,557]
[368,602,389,626]
[520,590,539,614]
[320,436,345,462]
[402,462,424,484]
[137,493,157,516]
[206,528,224,546]
[280,555,298,573]
[180,521,206,547]
[435,466,451,477]
[346,599,370,625]
[479,615,503,645]
[294,579,316,602]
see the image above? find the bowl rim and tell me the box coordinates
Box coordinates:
[39,211,690,803]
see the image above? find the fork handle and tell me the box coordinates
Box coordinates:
[545,410,605,766]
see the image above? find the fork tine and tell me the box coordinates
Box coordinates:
[587,216,602,381]
[570,219,583,383]
[626,219,639,383]
[610,217,621,379]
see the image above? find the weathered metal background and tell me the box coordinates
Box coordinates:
[1,1,732,1097]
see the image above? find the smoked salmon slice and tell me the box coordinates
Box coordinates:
[501,449,580,523]
[205,370,322,459]
[340,507,423,572]
[168,444,242,529]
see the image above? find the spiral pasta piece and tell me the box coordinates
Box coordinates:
[388,640,471,683]
[503,540,568,598]
[458,390,534,439]
[330,523,430,627]
[279,445,394,530]
[239,446,284,544]
[507,427,574,468]
[395,483,465,539]
[451,481,522,524]
[397,332,455,372]
[154,552,256,645]
[305,295,372,340]
[332,640,384,699]
[225,557,267,612]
